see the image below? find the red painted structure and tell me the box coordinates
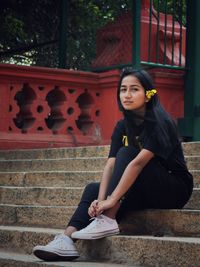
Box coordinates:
[92,0,185,68]
[0,64,184,149]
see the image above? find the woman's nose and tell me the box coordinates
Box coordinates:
[125,90,132,98]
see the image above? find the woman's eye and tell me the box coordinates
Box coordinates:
[120,88,126,92]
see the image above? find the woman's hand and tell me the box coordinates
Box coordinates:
[96,196,118,215]
[88,199,99,217]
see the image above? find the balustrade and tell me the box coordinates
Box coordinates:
[0,64,184,149]
[0,64,120,149]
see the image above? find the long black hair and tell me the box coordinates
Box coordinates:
[117,67,179,158]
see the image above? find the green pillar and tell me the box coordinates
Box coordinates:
[132,0,141,69]
[58,0,69,69]
[178,0,200,141]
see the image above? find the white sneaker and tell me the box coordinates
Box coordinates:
[71,214,119,240]
[33,234,79,261]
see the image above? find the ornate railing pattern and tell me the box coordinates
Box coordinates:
[9,82,101,136]
[0,64,184,149]
[0,64,121,148]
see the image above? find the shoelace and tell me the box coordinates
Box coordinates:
[85,215,105,230]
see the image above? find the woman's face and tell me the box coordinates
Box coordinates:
[119,75,148,114]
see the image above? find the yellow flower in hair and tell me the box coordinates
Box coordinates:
[146,89,157,100]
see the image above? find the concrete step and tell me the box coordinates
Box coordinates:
[0,146,110,160]
[0,251,133,267]
[0,155,199,172]
[0,186,84,206]
[0,169,199,188]
[1,186,199,209]
[0,142,199,160]
[0,171,101,187]
[192,170,200,188]
[185,155,200,169]
[182,141,200,156]
[185,188,200,209]
[0,204,75,228]
[1,204,200,237]
[0,157,107,172]
[0,225,200,267]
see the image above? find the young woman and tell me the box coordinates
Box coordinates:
[33,68,193,261]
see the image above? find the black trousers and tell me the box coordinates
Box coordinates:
[68,146,193,230]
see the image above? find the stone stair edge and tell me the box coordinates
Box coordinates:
[0,157,199,172]
[0,145,110,152]
[0,186,199,209]
[1,204,200,212]
[1,225,200,267]
[0,142,199,160]
[0,251,132,267]
[1,224,200,242]
[0,145,110,159]
[0,141,199,152]
[1,204,200,237]
[0,156,107,162]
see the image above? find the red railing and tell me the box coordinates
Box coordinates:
[0,64,121,149]
[0,64,184,149]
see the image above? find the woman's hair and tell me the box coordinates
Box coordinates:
[117,67,179,154]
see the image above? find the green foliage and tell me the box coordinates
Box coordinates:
[153,0,186,25]
[0,0,186,69]
[0,0,132,68]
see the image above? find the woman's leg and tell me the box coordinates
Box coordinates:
[66,182,100,232]
[70,146,153,240]
[66,146,139,232]
[117,155,192,221]
[100,146,191,221]
[106,146,140,196]
[33,182,100,261]
[103,146,140,219]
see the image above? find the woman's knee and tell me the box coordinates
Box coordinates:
[81,182,99,201]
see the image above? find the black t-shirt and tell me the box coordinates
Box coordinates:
[108,119,193,185]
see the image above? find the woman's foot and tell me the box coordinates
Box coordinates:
[33,234,79,261]
[71,214,119,240]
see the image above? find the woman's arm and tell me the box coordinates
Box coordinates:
[96,149,154,213]
[88,157,115,217]
[98,157,116,200]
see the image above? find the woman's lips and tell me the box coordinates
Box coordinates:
[123,101,133,104]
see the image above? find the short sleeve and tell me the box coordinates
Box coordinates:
[108,120,126,158]
[143,125,179,159]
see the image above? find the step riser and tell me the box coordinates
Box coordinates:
[0,252,125,267]
[0,158,106,172]
[1,205,200,238]
[1,187,199,209]
[186,161,200,170]
[184,190,200,209]
[0,172,101,187]
[0,187,84,206]
[193,171,200,188]
[182,142,200,155]
[120,209,200,237]
[0,143,199,160]
[0,157,199,172]
[0,206,74,229]
[0,228,200,267]
[0,146,110,160]
[0,171,199,188]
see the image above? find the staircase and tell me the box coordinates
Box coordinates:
[0,143,200,267]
